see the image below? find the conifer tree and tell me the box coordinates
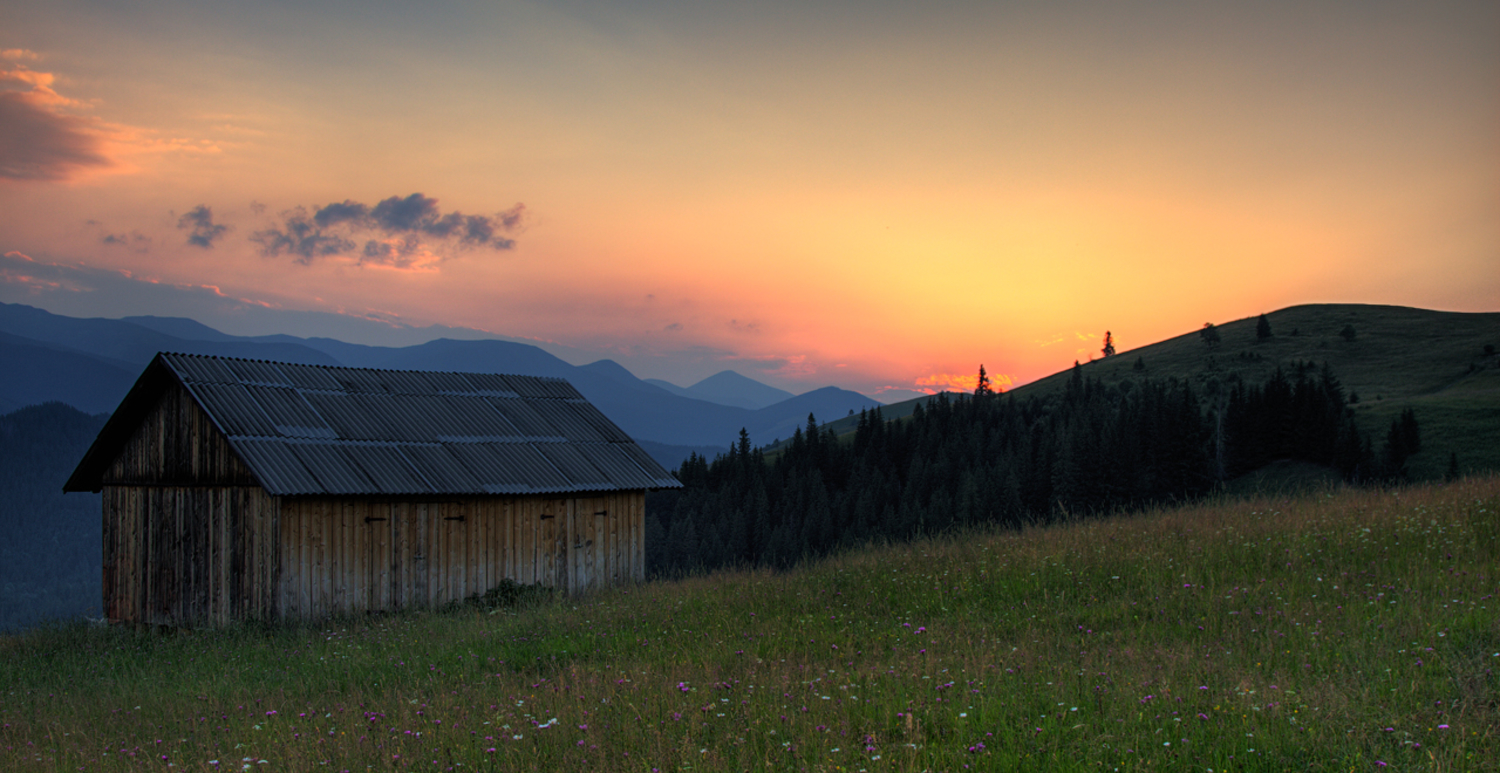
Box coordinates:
[975,365,993,396]
[1256,313,1273,340]
[1200,322,1221,349]
[1101,331,1116,358]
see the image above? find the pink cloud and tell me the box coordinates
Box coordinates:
[0,64,111,181]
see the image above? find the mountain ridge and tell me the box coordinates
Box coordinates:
[0,302,877,458]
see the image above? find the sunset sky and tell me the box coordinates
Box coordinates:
[2,0,1496,402]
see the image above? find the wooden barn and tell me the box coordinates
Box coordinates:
[64,352,681,627]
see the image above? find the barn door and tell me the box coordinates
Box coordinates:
[365,506,392,612]
[541,508,558,589]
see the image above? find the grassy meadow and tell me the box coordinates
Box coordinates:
[3,476,1497,771]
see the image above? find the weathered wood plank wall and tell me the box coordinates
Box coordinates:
[275,491,645,617]
[101,382,278,626]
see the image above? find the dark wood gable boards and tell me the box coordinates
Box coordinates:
[65,353,681,627]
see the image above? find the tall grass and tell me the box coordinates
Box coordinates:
[3,477,1496,771]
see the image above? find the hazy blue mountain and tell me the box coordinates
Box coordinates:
[0,331,139,415]
[120,315,241,342]
[750,386,881,444]
[0,303,879,454]
[688,370,797,410]
[635,439,732,469]
[580,359,661,390]
[645,370,798,410]
[642,378,695,399]
[0,303,338,367]
[0,402,106,632]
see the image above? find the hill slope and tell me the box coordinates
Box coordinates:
[819,304,1500,480]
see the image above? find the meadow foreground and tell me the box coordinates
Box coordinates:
[2,477,1496,771]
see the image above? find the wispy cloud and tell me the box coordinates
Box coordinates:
[101,231,152,252]
[251,193,525,269]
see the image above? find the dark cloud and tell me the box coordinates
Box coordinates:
[313,200,369,227]
[370,194,437,232]
[0,89,109,181]
[249,208,355,264]
[177,205,230,249]
[255,193,524,265]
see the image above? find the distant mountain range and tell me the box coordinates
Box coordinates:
[0,303,879,467]
[644,370,796,410]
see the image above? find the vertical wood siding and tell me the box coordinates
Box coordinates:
[102,485,278,626]
[100,383,277,626]
[275,492,646,617]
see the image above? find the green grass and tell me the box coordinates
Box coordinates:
[3,477,1498,771]
[816,304,1500,481]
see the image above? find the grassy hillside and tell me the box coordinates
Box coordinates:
[3,477,1496,771]
[821,304,1500,481]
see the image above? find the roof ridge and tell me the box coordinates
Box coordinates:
[157,351,574,382]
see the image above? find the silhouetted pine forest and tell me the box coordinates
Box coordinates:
[646,362,1409,577]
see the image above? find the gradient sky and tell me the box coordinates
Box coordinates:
[2,0,1496,401]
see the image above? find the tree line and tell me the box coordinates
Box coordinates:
[645,363,1415,577]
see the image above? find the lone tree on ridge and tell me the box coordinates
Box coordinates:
[1200,322,1221,349]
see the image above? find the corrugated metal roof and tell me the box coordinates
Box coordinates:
[62,352,680,495]
[277,362,345,391]
[484,397,561,440]
[617,442,685,489]
[244,385,337,438]
[575,443,668,489]
[569,401,636,443]
[447,443,572,494]
[528,400,604,442]
[230,438,321,495]
[226,358,291,386]
[343,444,433,494]
[399,445,485,492]
[180,381,277,437]
[288,443,374,492]
[535,443,611,490]
[171,355,237,385]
